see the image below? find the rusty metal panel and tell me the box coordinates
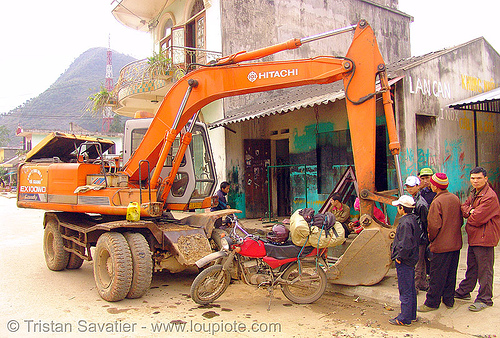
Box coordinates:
[244,139,270,219]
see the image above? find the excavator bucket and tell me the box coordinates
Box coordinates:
[326,224,395,285]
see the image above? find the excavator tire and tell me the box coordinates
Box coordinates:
[94,232,132,302]
[43,220,70,271]
[281,261,327,304]
[66,242,84,269]
[124,232,153,299]
[66,252,84,270]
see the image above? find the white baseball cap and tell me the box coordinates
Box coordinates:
[404,176,420,187]
[392,195,416,208]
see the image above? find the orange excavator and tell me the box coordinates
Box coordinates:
[17,19,403,301]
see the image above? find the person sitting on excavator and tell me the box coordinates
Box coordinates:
[328,193,351,236]
[211,181,231,211]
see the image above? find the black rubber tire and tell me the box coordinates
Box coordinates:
[43,220,69,271]
[66,252,84,269]
[66,243,84,269]
[281,261,327,304]
[124,232,153,299]
[190,264,231,305]
[94,232,133,302]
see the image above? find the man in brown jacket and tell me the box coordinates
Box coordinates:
[455,167,500,311]
[327,193,351,236]
[418,173,463,312]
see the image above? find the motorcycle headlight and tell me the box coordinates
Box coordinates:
[220,237,230,251]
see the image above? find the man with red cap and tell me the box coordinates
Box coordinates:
[418,173,463,312]
[455,167,500,312]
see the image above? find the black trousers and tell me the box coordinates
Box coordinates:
[456,246,494,306]
[424,250,460,308]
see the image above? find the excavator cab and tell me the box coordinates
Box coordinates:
[123,118,217,210]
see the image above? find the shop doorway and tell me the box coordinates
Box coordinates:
[275,139,291,216]
[244,139,270,218]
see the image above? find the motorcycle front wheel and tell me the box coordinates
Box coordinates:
[280,261,327,304]
[190,264,231,305]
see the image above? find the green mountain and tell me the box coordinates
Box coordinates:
[0,48,136,146]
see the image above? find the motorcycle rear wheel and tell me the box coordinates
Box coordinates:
[281,261,327,304]
[190,264,231,305]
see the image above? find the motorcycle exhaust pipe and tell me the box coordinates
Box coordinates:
[195,251,228,268]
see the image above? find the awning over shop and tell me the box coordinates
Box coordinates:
[447,87,500,167]
[448,87,500,113]
[0,155,23,168]
[209,77,403,129]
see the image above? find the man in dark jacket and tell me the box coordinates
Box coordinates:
[210,181,230,211]
[418,173,463,312]
[405,175,430,291]
[455,167,500,311]
[419,167,437,205]
[389,195,420,326]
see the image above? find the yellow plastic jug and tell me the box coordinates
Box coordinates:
[126,202,140,222]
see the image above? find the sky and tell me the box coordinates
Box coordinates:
[0,0,152,113]
[398,0,499,56]
[0,0,498,113]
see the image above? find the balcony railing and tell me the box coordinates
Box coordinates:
[114,46,222,102]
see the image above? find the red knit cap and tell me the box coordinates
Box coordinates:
[430,172,449,189]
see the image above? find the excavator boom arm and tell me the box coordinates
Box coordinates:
[123,20,402,214]
[123,56,351,180]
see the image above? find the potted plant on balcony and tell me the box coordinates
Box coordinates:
[147,52,174,79]
[87,85,116,116]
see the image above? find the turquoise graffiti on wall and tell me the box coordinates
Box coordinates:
[441,138,471,199]
[227,163,246,218]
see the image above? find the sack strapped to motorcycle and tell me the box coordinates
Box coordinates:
[290,209,346,248]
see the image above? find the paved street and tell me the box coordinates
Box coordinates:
[0,194,499,337]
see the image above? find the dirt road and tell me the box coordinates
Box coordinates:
[0,195,497,337]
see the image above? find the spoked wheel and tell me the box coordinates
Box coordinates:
[280,261,327,304]
[94,232,132,302]
[190,264,231,305]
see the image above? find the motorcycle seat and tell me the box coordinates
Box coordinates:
[263,241,314,260]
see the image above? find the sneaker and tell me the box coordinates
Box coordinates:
[454,292,471,300]
[417,304,438,312]
[444,303,454,309]
[389,318,410,326]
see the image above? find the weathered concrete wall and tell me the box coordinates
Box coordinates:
[224,97,392,217]
[220,0,412,111]
[398,38,500,199]
[221,0,410,62]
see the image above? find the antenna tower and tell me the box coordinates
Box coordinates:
[102,35,114,132]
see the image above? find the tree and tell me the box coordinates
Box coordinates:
[0,125,9,147]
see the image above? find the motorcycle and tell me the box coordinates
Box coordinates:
[190,215,328,306]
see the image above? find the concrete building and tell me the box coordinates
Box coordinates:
[110,0,499,219]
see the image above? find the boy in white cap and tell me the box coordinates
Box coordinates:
[389,195,420,326]
[405,175,430,291]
